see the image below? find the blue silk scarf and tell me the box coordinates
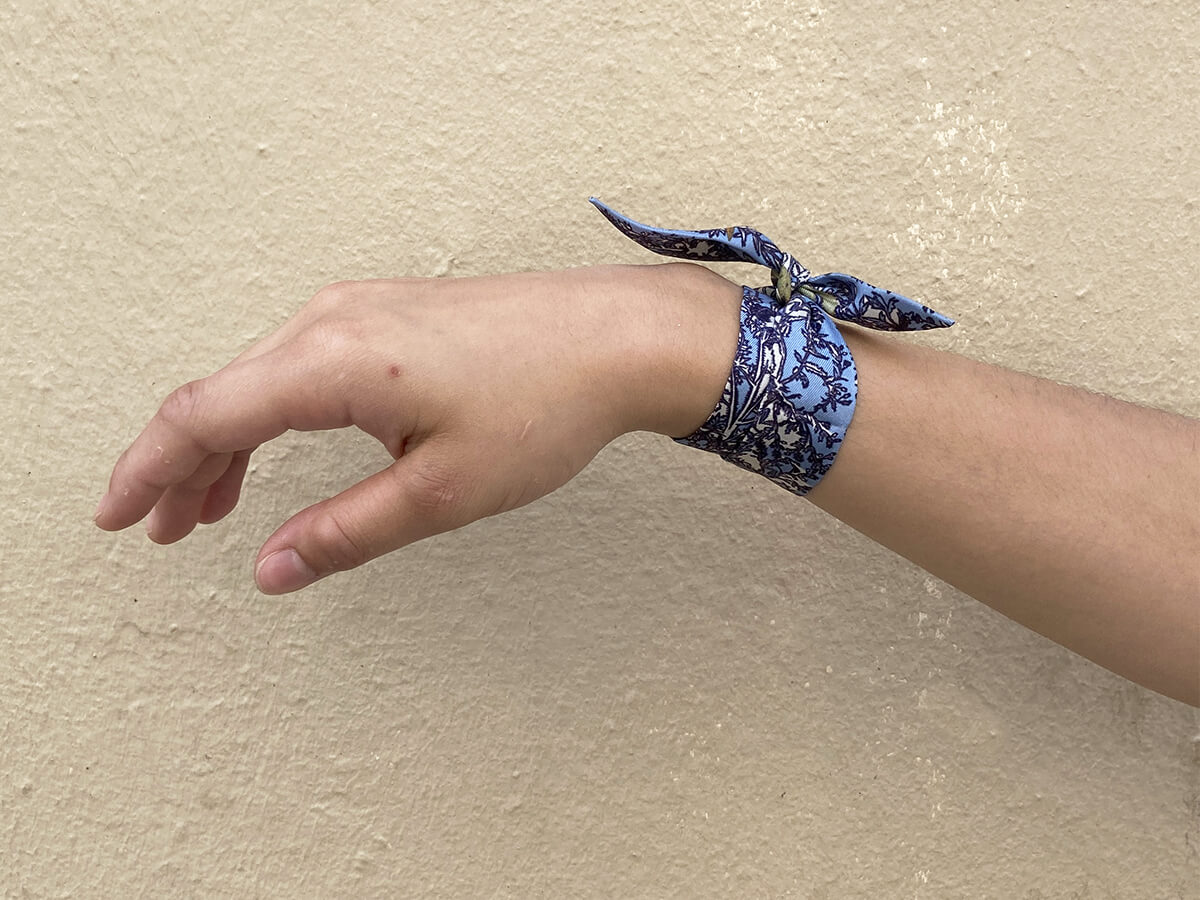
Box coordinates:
[592,198,954,495]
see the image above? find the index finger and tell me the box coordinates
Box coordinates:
[93,349,318,531]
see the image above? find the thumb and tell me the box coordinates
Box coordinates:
[254,451,478,595]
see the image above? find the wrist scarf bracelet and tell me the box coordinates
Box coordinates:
[590,197,955,496]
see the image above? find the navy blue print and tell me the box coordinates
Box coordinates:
[591,198,955,494]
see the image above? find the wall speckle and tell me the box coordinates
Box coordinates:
[2,0,1197,897]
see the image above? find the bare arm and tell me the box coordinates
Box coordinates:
[655,267,1198,704]
[800,324,1200,705]
[94,262,1199,705]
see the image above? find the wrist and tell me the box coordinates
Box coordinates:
[616,262,743,438]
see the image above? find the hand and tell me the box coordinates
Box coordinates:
[93,262,741,594]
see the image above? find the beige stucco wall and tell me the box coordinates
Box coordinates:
[3,0,1197,896]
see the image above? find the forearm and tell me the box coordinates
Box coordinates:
[804,326,1200,705]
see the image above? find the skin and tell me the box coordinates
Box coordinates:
[94,263,1199,706]
[93,262,739,590]
[809,328,1200,707]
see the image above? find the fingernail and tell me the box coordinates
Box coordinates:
[93,496,108,524]
[255,548,318,594]
[144,506,159,538]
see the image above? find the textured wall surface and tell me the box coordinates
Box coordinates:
[3,0,1198,896]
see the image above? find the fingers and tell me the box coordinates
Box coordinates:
[94,348,340,532]
[198,448,254,525]
[144,451,237,543]
[253,446,483,595]
[98,289,325,536]
[139,447,256,543]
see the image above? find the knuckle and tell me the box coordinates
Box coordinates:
[309,280,359,309]
[302,316,367,357]
[159,380,204,429]
[308,510,370,573]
